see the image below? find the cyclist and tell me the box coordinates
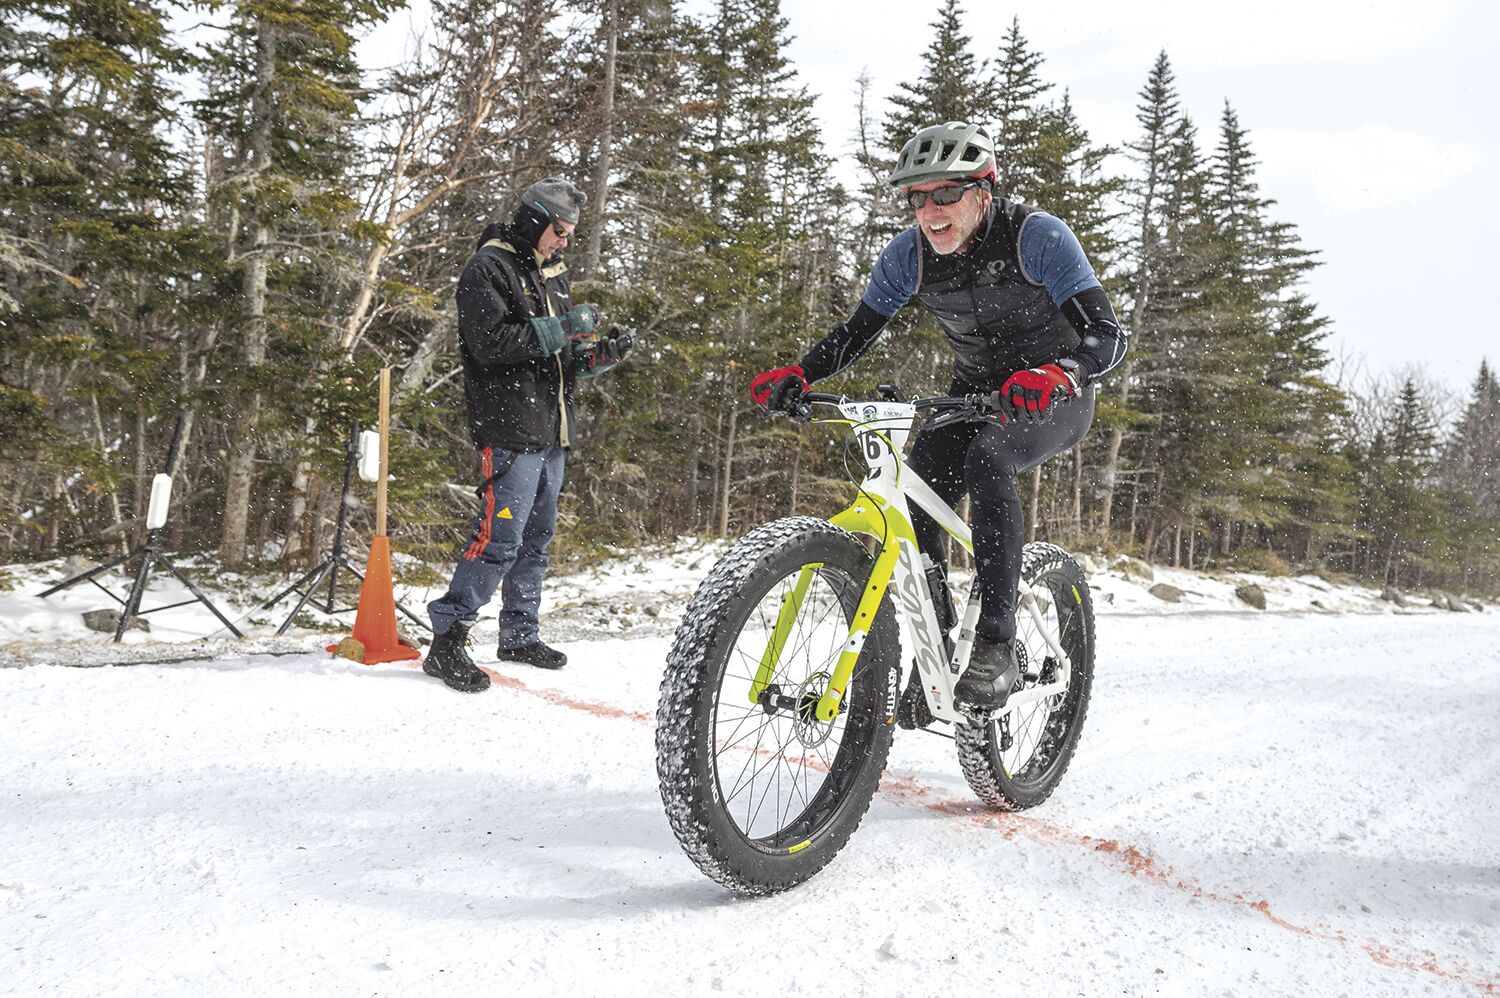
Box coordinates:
[750,121,1126,721]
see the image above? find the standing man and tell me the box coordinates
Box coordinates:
[424,176,634,693]
[750,121,1127,724]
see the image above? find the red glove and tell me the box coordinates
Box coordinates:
[750,365,810,414]
[1001,363,1079,419]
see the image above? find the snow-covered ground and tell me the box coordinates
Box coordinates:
[1,548,1497,995]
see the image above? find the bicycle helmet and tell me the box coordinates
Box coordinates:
[886,121,997,189]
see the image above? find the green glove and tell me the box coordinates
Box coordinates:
[529,315,565,356]
[562,304,600,336]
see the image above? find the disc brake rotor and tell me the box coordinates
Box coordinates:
[793,671,837,749]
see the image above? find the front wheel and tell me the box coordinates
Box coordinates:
[656,516,900,896]
[957,542,1095,810]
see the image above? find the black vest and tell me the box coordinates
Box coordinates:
[915,198,1080,387]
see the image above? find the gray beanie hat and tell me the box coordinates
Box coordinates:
[521,176,588,225]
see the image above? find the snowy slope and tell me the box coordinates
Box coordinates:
[1,550,1497,996]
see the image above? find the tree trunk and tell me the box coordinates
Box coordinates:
[1128,474,1140,539]
[1071,443,1083,539]
[133,395,147,550]
[707,409,723,534]
[789,438,801,515]
[221,22,275,569]
[687,414,702,532]
[89,394,129,558]
[581,0,617,279]
[1097,361,1134,537]
[718,401,737,538]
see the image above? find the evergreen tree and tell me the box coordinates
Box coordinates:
[194,0,397,567]
[1439,360,1500,589]
[0,0,207,553]
[1370,379,1445,583]
[1096,51,1180,537]
[882,0,986,149]
[984,16,1051,198]
[1442,360,1500,513]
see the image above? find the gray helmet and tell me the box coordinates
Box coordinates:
[521,176,588,225]
[886,121,997,189]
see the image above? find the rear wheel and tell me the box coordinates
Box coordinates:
[956,542,1095,810]
[656,516,900,895]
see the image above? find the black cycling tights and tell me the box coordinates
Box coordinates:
[907,386,1095,643]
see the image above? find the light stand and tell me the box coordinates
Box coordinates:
[250,420,428,636]
[37,409,244,641]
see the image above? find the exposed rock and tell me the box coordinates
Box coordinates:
[1074,554,1105,577]
[1149,582,1185,603]
[62,555,98,577]
[1428,592,1466,612]
[81,609,150,634]
[1379,587,1409,608]
[1113,556,1155,583]
[1234,583,1267,610]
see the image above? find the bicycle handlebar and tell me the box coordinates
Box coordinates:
[792,390,1005,422]
[781,381,1081,425]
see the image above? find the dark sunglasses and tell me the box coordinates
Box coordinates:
[904,181,982,210]
[551,221,574,240]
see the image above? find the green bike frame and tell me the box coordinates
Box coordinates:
[746,398,1075,725]
[746,401,968,723]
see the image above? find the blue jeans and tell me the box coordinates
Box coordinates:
[428,445,566,648]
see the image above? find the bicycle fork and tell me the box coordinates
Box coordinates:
[747,503,903,723]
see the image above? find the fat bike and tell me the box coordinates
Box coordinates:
[656,386,1096,895]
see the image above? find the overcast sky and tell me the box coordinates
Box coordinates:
[365,0,1499,395]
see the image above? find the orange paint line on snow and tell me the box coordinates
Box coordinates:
[483,668,653,723]
[877,772,1499,995]
[476,665,1497,995]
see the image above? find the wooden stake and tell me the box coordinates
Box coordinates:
[376,367,390,537]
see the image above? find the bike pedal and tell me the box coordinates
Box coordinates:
[958,705,991,729]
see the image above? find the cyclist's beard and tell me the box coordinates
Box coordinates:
[921,201,986,255]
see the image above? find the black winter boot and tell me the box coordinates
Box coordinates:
[954,637,1021,715]
[423,623,490,693]
[496,641,567,670]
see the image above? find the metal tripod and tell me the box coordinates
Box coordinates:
[251,421,428,635]
[37,410,244,642]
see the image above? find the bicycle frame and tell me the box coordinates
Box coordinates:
[747,398,1075,726]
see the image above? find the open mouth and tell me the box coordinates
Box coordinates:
[927,222,953,235]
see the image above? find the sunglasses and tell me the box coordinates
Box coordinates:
[551,221,574,240]
[904,181,983,210]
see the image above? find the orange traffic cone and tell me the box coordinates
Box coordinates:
[327,368,421,666]
[327,535,420,664]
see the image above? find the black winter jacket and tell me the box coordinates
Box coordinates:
[455,221,578,451]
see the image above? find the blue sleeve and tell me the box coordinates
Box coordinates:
[1018,213,1101,307]
[860,229,919,318]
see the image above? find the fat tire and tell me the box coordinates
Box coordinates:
[956,542,1095,810]
[656,516,900,896]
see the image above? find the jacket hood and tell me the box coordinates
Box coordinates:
[476,220,522,252]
